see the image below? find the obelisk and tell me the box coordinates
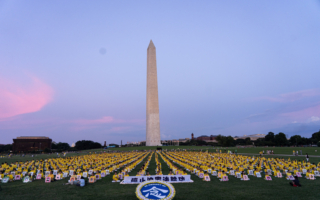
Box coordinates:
[146,40,161,146]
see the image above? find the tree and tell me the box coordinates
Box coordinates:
[215,135,225,146]
[235,139,246,145]
[312,130,320,142]
[301,137,308,145]
[254,138,265,146]
[274,132,288,146]
[75,140,102,150]
[215,135,234,147]
[289,135,302,146]
[0,144,12,153]
[245,137,252,145]
[44,148,51,153]
[52,142,70,151]
[265,132,275,142]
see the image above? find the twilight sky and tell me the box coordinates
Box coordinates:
[1,0,320,145]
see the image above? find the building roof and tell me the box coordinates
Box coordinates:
[241,134,266,137]
[16,136,51,139]
[197,135,209,137]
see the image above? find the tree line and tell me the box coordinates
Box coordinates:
[0,144,13,153]
[0,140,105,153]
[50,140,103,152]
[181,130,320,147]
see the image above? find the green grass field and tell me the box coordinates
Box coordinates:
[1,146,320,200]
[81,145,320,154]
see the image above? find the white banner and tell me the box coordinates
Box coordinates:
[120,175,193,184]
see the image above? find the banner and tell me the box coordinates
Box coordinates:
[121,175,193,184]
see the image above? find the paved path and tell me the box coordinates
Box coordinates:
[238,153,320,158]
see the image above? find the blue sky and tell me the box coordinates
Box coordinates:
[1,0,320,145]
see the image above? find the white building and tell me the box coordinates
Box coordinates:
[234,134,266,141]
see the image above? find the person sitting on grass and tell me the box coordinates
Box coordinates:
[306,169,313,179]
[219,170,227,181]
[239,165,244,173]
[234,169,241,177]
[203,171,210,181]
[198,169,204,177]
[254,168,260,177]
[286,171,293,179]
[37,170,43,178]
[240,171,247,180]
[89,173,96,183]
[179,167,183,175]
[112,172,119,182]
[288,165,293,172]
[8,172,14,182]
[273,169,280,177]
[311,166,317,174]
[290,176,301,187]
[55,170,63,180]
[95,171,101,180]
[293,167,300,176]
[217,169,222,178]
[48,171,55,182]
[77,170,83,178]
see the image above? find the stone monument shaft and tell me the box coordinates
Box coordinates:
[146,40,161,146]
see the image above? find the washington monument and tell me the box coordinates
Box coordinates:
[146,40,161,146]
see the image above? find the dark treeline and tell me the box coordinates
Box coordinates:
[0,144,12,153]
[75,140,102,150]
[181,130,320,147]
[0,140,104,153]
[51,142,70,151]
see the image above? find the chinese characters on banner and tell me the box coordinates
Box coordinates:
[120,175,193,184]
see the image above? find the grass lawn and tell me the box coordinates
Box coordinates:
[225,146,320,156]
[84,146,320,155]
[1,146,320,200]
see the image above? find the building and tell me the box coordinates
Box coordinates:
[12,136,52,152]
[161,140,179,146]
[179,138,190,143]
[233,134,266,141]
[196,135,218,142]
[146,40,161,146]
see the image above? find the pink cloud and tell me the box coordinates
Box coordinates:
[110,126,132,132]
[253,89,320,102]
[74,116,118,125]
[0,76,53,120]
[74,116,144,125]
[281,104,320,122]
[70,116,144,131]
[70,125,133,132]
